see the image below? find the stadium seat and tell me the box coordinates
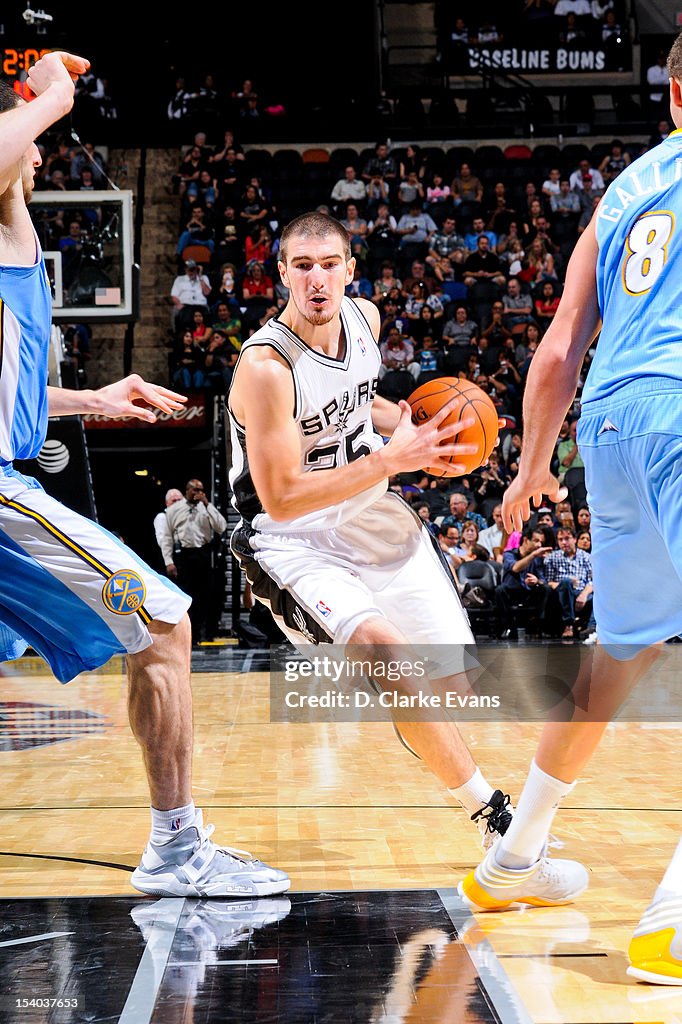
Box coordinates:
[181,244,213,265]
[243,149,273,176]
[503,145,532,161]
[302,147,330,164]
[272,149,304,172]
[329,147,362,172]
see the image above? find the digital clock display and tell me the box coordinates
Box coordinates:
[2,48,50,76]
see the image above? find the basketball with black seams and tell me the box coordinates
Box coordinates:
[408,377,500,477]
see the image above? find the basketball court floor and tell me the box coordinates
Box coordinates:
[1,644,681,1023]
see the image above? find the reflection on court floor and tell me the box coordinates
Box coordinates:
[0,890,525,1023]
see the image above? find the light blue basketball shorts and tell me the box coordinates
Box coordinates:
[0,468,191,683]
[578,380,682,653]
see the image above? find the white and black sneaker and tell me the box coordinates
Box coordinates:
[471,790,514,851]
[131,810,290,897]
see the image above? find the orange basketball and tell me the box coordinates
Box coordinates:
[407,377,499,477]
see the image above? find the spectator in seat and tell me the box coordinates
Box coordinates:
[170,259,211,330]
[569,158,605,194]
[544,526,593,639]
[440,492,487,534]
[577,530,592,553]
[397,203,438,266]
[413,304,443,347]
[598,139,631,185]
[425,171,452,220]
[372,260,403,304]
[402,258,437,296]
[462,234,507,289]
[502,277,534,334]
[442,304,479,357]
[397,170,425,215]
[361,141,398,196]
[478,503,505,561]
[175,145,206,198]
[330,165,367,213]
[541,167,562,202]
[241,260,274,305]
[177,205,215,258]
[496,525,553,640]
[450,162,483,212]
[646,50,671,121]
[427,214,466,269]
[414,334,444,383]
[191,308,213,348]
[473,453,509,513]
[172,328,205,391]
[464,216,496,254]
[481,299,513,352]
[557,417,585,489]
[244,223,275,271]
[212,301,242,350]
[237,183,271,236]
[416,502,439,536]
[534,280,560,331]
[340,202,370,261]
[378,326,420,383]
[366,205,399,273]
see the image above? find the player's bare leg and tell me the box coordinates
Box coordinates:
[347,616,513,848]
[127,613,289,896]
[127,616,194,809]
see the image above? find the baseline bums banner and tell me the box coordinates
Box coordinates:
[467,46,610,74]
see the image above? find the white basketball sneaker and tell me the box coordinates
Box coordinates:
[459,845,589,911]
[628,894,682,984]
[131,810,290,897]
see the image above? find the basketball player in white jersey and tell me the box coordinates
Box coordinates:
[227,210,514,848]
[0,50,288,898]
[460,31,682,986]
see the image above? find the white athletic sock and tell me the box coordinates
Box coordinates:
[150,800,197,844]
[653,838,682,904]
[495,760,574,869]
[449,767,495,817]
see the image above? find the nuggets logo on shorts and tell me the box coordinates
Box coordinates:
[102,570,147,615]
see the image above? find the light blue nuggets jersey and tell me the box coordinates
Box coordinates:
[0,240,52,466]
[582,129,682,406]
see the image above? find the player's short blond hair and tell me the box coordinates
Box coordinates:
[280,212,351,264]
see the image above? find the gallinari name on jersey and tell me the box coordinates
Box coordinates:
[598,157,682,223]
[301,377,379,436]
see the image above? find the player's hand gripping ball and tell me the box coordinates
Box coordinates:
[408,377,500,477]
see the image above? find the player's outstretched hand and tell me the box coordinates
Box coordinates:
[383,399,477,475]
[26,51,90,98]
[93,374,188,423]
[502,471,567,534]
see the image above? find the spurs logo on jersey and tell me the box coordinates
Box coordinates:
[301,379,379,437]
[226,297,388,533]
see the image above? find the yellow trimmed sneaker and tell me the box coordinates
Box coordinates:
[458,846,589,911]
[627,897,682,984]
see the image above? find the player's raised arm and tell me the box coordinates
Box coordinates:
[0,52,89,192]
[502,218,602,532]
[235,348,475,522]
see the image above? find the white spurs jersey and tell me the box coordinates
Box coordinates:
[227,297,387,533]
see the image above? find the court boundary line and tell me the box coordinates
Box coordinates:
[118,897,185,1024]
[438,887,534,1024]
